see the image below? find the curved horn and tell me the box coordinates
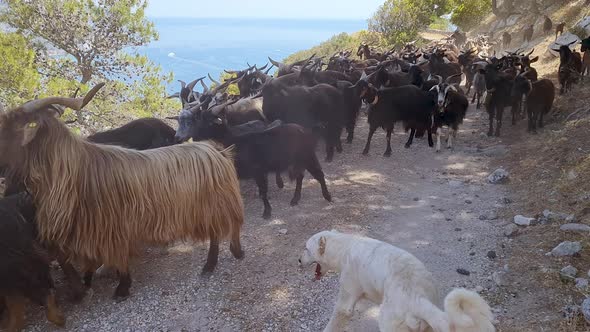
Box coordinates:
[22,83,105,114]
[264,63,274,75]
[178,80,186,89]
[567,40,577,46]
[525,48,535,56]
[208,73,221,86]
[224,69,238,75]
[167,92,180,99]
[200,79,209,93]
[187,76,205,92]
[435,75,443,84]
[445,73,462,83]
[257,63,269,72]
[268,57,283,68]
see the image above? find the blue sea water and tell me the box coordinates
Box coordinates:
[140,17,366,92]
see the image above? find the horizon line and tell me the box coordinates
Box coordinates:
[147,15,369,21]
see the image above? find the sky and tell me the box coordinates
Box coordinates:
[146,0,384,20]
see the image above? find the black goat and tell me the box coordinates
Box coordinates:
[194,111,331,219]
[555,22,565,40]
[0,193,65,332]
[261,81,346,162]
[484,63,514,137]
[553,43,583,94]
[583,37,590,81]
[502,32,511,49]
[424,51,462,84]
[87,118,176,150]
[543,16,553,35]
[354,79,435,156]
[429,83,469,152]
[458,49,479,94]
[335,80,363,144]
[523,25,534,44]
[511,76,555,133]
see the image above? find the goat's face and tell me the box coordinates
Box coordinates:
[429,84,456,110]
[174,109,199,143]
[0,108,56,167]
[483,63,502,90]
[194,109,226,142]
[511,76,532,98]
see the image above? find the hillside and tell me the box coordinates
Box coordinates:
[463,1,590,331]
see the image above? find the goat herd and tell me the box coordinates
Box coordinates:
[0,28,589,332]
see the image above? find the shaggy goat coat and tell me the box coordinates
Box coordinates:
[8,114,244,272]
[299,231,495,332]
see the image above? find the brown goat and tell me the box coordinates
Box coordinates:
[0,85,245,299]
[555,22,566,40]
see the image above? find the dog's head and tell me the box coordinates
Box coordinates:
[298,230,339,280]
[298,232,328,266]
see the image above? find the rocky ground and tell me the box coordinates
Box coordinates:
[20,104,519,332]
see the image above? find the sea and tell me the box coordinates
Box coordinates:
[140,17,367,92]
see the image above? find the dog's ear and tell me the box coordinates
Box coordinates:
[318,236,326,256]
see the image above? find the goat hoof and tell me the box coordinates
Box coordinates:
[346,138,353,144]
[47,310,65,327]
[290,198,300,206]
[383,151,391,157]
[404,143,411,149]
[325,157,333,163]
[201,264,216,276]
[362,150,369,155]
[230,246,245,259]
[436,149,441,153]
[113,289,130,301]
[262,211,271,220]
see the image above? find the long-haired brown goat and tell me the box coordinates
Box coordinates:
[0,84,245,299]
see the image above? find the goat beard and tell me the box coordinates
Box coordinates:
[314,263,322,281]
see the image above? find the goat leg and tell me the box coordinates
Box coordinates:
[427,127,434,147]
[45,290,65,327]
[229,230,245,260]
[113,269,132,300]
[201,234,219,275]
[52,249,86,302]
[405,128,416,148]
[362,125,378,155]
[275,173,284,189]
[435,129,441,152]
[290,173,304,206]
[306,155,332,202]
[383,126,393,157]
[255,174,272,219]
[487,108,495,137]
[495,107,503,137]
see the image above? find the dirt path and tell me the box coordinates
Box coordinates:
[27,105,509,332]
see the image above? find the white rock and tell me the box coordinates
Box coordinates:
[549,32,582,56]
[583,298,590,324]
[549,241,582,256]
[278,229,288,235]
[560,265,578,281]
[560,223,590,233]
[488,168,509,184]
[449,180,463,188]
[576,278,589,290]
[474,285,484,293]
[578,16,590,35]
[514,215,536,226]
[504,224,518,237]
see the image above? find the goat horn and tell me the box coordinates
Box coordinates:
[445,73,462,83]
[22,83,105,114]
[178,80,187,89]
[200,79,209,93]
[224,69,238,75]
[525,48,535,56]
[257,63,269,72]
[187,76,205,92]
[264,63,274,75]
[208,73,221,86]
[268,57,283,68]
[435,75,443,84]
[167,92,180,99]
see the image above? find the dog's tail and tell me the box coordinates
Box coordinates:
[444,288,495,332]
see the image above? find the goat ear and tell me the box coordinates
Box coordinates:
[530,56,539,63]
[213,117,223,125]
[22,121,40,146]
[318,236,326,256]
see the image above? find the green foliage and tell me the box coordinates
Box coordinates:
[368,0,454,46]
[450,0,492,31]
[429,16,453,31]
[0,0,178,131]
[0,32,40,107]
[219,72,240,96]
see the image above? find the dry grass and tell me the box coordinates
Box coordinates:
[465,2,590,330]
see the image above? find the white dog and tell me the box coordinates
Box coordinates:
[299,230,495,332]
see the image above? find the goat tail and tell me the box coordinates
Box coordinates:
[443,288,495,332]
